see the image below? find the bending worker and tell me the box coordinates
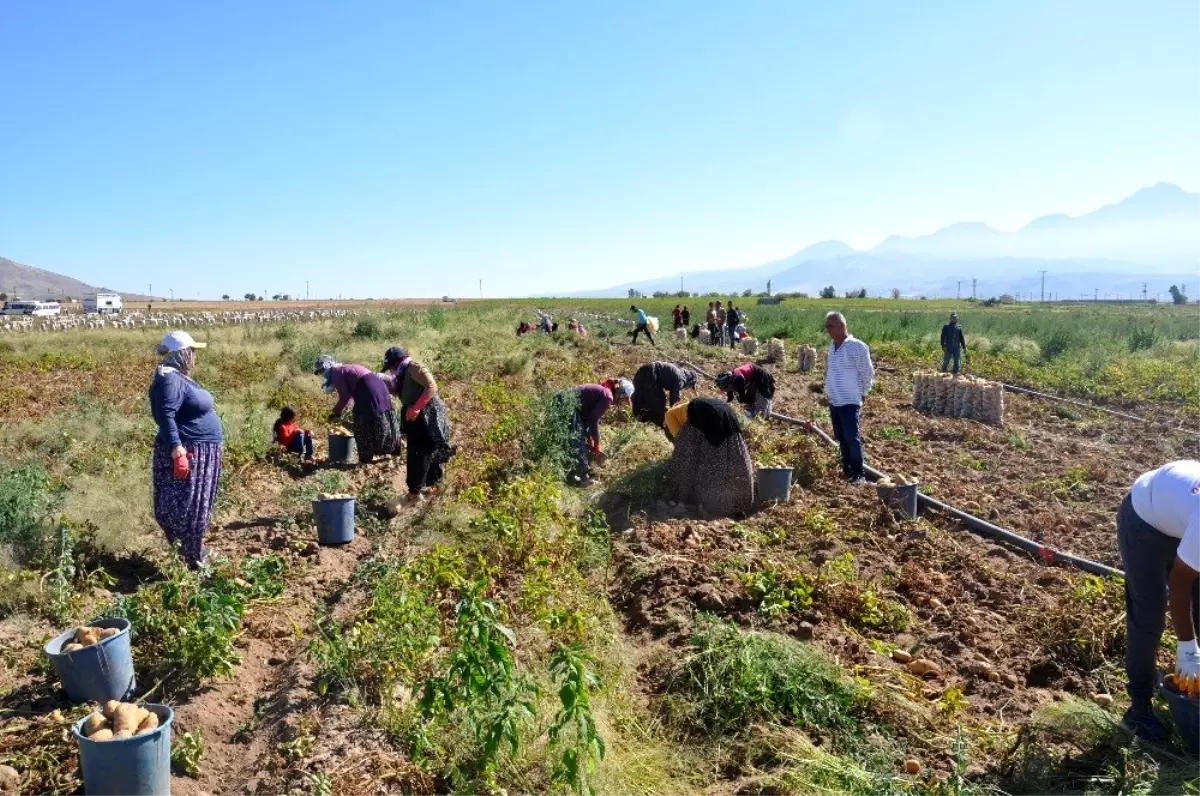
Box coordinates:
[560,378,634,485]
[1118,460,1199,741]
[631,361,697,427]
[940,312,967,374]
[716,363,775,419]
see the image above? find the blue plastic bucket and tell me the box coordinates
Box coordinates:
[313,497,356,545]
[327,433,356,464]
[1161,681,1199,753]
[73,703,173,796]
[756,467,793,504]
[44,617,135,704]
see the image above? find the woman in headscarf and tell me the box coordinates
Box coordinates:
[666,397,755,516]
[558,378,633,485]
[314,354,399,464]
[149,331,224,567]
[382,347,454,502]
[630,361,697,428]
[716,363,775,419]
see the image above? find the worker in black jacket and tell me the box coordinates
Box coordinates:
[940,312,967,374]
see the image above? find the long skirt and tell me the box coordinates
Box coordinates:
[750,394,773,419]
[403,395,454,492]
[153,441,223,567]
[666,426,755,517]
[354,406,400,463]
[631,365,668,427]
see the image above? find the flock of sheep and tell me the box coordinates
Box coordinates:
[0,308,353,334]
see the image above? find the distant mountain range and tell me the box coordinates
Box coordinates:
[571,183,1200,298]
[0,257,153,302]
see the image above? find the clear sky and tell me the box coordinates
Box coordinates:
[1,1,1197,299]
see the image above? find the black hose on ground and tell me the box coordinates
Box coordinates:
[1002,382,1199,438]
[769,410,1125,580]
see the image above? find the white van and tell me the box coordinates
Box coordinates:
[84,293,123,315]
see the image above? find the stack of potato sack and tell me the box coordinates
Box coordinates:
[797,344,818,372]
[912,372,1004,426]
[767,338,785,363]
[741,337,759,355]
[674,327,687,340]
[699,328,713,345]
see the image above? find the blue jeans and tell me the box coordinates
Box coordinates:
[1118,493,1200,707]
[287,432,315,459]
[829,404,864,479]
[941,348,961,374]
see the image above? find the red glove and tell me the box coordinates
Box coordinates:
[405,391,433,422]
[172,449,192,481]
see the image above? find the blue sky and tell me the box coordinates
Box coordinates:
[1,1,1197,299]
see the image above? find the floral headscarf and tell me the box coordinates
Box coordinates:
[158,347,196,376]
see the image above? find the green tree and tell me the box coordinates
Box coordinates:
[1169,284,1187,305]
[819,286,836,299]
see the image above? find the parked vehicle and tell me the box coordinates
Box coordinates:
[2,299,62,316]
[84,293,123,315]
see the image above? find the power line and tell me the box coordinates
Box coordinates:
[1038,270,1048,302]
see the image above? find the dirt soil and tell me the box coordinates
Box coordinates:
[2,332,1195,794]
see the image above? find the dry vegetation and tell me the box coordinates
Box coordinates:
[1,299,1197,795]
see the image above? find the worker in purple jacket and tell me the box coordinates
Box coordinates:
[557,378,634,484]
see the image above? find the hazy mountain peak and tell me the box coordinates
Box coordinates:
[792,239,857,260]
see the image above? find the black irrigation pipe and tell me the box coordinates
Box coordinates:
[1002,382,1200,438]
[769,409,1125,580]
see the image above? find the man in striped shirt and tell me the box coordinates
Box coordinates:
[823,311,874,482]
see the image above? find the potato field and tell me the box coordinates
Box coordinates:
[1,298,1197,795]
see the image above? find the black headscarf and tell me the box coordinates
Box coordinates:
[686,397,742,447]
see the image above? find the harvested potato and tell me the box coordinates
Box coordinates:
[74,627,102,646]
[113,703,142,734]
[891,649,913,664]
[98,627,120,640]
[102,700,121,720]
[907,659,940,677]
[90,728,115,742]
[136,711,160,735]
[61,642,85,654]
[1092,693,1114,707]
[904,759,922,775]
[114,729,134,740]
[83,712,109,737]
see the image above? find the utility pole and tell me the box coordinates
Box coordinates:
[971,278,977,300]
[957,281,961,300]
[170,288,174,301]
[1094,288,1098,301]
[680,276,684,294]
[479,279,483,300]
[1038,270,1047,303]
[306,281,310,300]
[1141,282,1148,301]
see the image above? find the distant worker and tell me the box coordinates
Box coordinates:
[629,305,655,346]
[672,304,683,330]
[726,304,740,348]
[1117,460,1200,742]
[567,318,589,336]
[705,302,718,343]
[940,312,967,374]
[559,378,634,485]
[665,397,755,516]
[631,361,698,427]
[538,312,554,333]
[516,320,533,336]
[822,311,874,482]
[714,301,727,345]
[681,306,691,328]
[716,363,775,419]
